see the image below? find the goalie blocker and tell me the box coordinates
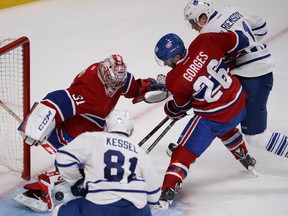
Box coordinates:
[18,102,56,146]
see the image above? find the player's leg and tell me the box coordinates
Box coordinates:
[238,73,288,158]
[219,127,256,170]
[156,115,215,210]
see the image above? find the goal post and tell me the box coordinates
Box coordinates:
[0,36,31,180]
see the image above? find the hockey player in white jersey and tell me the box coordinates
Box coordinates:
[182,0,288,158]
[52,109,161,216]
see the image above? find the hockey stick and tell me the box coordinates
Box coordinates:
[0,100,56,155]
[0,100,22,122]
[138,116,169,147]
[145,120,176,154]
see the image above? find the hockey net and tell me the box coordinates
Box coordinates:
[0,37,31,180]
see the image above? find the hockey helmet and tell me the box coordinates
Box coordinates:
[155,33,186,66]
[105,109,134,137]
[98,54,127,97]
[184,0,215,23]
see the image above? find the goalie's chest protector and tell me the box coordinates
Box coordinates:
[67,63,123,119]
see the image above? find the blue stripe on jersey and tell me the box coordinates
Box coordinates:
[147,187,161,195]
[43,90,74,120]
[81,113,106,128]
[252,22,266,31]
[55,160,78,168]
[230,30,249,53]
[122,72,132,94]
[56,149,82,164]
[236,54,271,67]
[174,99,193,111]
[88,188,152,194]
[254,32,267,37]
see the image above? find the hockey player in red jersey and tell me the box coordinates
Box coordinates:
[153,31,256,209]
[13,54,166,212]
[183,0,288,158]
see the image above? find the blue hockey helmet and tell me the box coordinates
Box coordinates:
[155,33,186,65]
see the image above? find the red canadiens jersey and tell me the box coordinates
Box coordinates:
[166,32,247,123]
[67,63,140,119]
[41,62,141,131]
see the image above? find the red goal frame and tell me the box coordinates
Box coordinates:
[0,37,31,180]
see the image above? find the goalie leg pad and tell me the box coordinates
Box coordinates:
[18,102,56,145]
[13,171,78,213]
[12,190,49,213]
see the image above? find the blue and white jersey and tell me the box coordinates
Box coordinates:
[201,5,275,77]
[55,131,161,209]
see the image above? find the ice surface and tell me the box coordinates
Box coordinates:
[0,0,287,215]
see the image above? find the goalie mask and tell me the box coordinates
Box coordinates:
[98,54,127,97]
[105,109,134,137]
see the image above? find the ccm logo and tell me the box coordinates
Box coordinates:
[38,110,53,131]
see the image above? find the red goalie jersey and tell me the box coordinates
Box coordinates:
[38,56,146,148]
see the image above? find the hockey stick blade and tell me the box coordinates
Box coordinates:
[138,116,169,147]
[146,120,176,154]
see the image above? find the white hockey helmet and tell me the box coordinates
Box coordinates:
[184,0,215,23]
[105,110,134,137]
[98,54,127,97]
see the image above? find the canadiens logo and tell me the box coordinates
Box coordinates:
[166,41,172,48]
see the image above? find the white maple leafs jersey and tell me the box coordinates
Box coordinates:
[55,131,161,209]
[201,5,275,77]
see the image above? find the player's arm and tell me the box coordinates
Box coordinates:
[55,134,89,186]
[241,8,268,41]
[122,72,168,103]
[164,95,191,121]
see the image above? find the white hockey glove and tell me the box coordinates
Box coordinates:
[12,171,78,213]
[18,102,56,146]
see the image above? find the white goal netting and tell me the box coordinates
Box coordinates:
[0,38,27,176]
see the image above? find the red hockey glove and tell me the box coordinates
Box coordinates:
[137,77,166,93]
[164,100,187,121]
[133,74,167,104]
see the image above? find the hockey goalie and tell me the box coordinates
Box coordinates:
[12,54,168,212]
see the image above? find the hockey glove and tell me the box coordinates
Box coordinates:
[71,178,88,197]
[164,100,187,121]
[132,74,167,104]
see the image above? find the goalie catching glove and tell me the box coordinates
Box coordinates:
[18,102,56,146]
[132,74,169,104]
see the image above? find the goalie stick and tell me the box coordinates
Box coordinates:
[145,120,176,154]
[0,100,56,155]
[138,116,169,147]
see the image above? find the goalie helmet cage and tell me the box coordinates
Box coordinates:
[0,37,31,180]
